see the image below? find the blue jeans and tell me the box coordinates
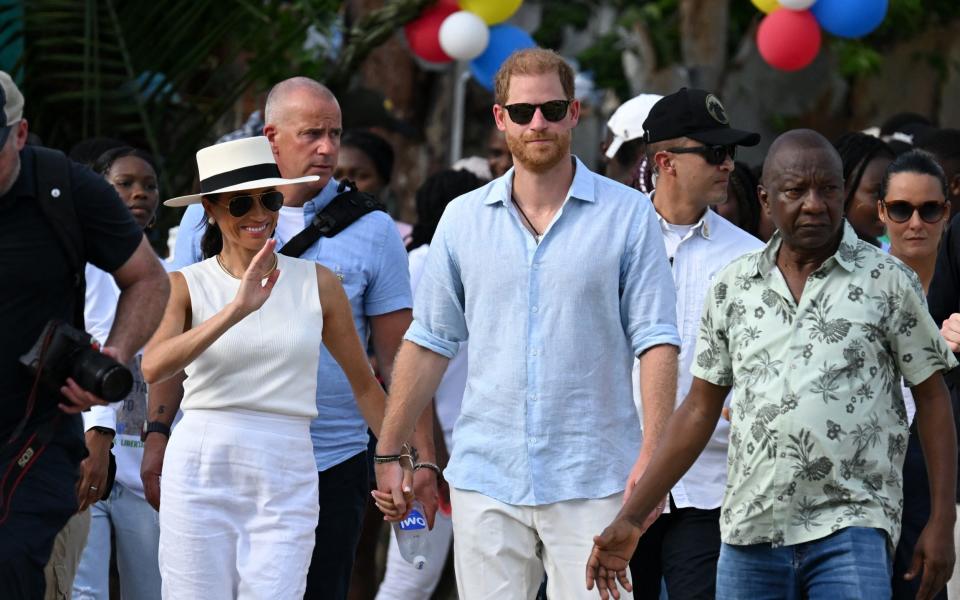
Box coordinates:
[717,527,891,600]
[72,481,161,600]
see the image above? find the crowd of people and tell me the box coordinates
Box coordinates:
[2,42,960,600]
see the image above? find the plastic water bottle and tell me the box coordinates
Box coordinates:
[394,500,429,570]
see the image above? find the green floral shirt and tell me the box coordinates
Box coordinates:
[691,223,957,547]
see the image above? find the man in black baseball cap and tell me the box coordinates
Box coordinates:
[624,88,763,600]
[643,87,760,148]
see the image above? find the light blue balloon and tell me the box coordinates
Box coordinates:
[469,25,536,91]
[811,0,888,39]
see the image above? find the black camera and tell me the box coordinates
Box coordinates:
[19,320,132,403]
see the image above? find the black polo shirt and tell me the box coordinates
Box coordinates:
[0,146,142,446]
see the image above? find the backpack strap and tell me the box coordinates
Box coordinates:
[32,147,85,329]
[279,180,386,258]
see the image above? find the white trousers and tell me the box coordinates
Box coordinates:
[159,408,319,600]
[375,510,454,600]
[450,487,633,600]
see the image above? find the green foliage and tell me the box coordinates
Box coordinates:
[532,1,592,49]
[833,40,884,78]
[1,0,340,201]
[537,0,960,99]
[616,0,681,67]
[0,0,434,217]
[577,32,630,101]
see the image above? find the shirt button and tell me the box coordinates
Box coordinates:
[530,349,539,356]
[531,306,539,313]
[529,437,537,445]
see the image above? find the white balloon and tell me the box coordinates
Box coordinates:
[439,11,490,61]
[779,0,816,9]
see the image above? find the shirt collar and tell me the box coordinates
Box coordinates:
[753,220,859,277]
[307,177,343,212]
[484,155,596,206]
[655,207,713,240]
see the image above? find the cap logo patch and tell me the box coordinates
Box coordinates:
[705,94,728,125]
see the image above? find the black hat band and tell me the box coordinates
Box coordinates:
[199,163,281,193]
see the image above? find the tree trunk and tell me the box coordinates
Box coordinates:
[679,0,729,91]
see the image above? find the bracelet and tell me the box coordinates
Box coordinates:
[374,442,419,465]
[414,461,443,479]
[373,453,406,464]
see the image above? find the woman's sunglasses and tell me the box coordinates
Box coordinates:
[221,190,284,217]
[665,144,737,166]
[503,100,571,125]
[881,200,947,224]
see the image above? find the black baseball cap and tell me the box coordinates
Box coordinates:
[643,88,760,147]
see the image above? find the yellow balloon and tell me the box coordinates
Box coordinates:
[751,0,780,13]
[459,0,523,25]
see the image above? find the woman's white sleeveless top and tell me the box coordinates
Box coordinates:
[178,253,322,418]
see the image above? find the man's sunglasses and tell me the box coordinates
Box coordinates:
[220,190,284,217]
[503,100,571,125]
[665,144,737,166]
[881,200,947,224]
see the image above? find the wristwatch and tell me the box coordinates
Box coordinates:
[141,420,171,442]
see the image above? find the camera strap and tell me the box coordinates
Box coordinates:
[0,415,59,526]
[278,180,385,258]
[33,146,86,330]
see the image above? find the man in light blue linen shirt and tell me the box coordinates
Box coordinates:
[373,48,680,600]
[145,78,436,600]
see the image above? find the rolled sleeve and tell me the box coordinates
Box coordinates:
[404,320,459,359]
[82,404,117,432]
[621,204,680,355]
[405,214,468,360]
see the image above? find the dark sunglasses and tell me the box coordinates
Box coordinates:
[221,190,284,217]
[503,100,571,125]
[882,200,947,224]
[665,144,737,166]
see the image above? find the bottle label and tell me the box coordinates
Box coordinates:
[398,509,427,531]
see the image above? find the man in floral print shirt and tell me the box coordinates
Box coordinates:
[587,130,958,600]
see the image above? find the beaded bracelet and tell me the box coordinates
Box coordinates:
[414,461,443,479]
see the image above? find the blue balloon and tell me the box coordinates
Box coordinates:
[811,0,888,39]
[469,25,536,91]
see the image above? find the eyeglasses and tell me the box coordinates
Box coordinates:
[220,190,284,218]
[665,144,737,166]
[503,100,571,125]
[881,200,947,224]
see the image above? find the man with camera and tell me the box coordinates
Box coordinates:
[0,72,169,597]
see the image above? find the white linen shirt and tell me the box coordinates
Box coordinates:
[634,208,763,509]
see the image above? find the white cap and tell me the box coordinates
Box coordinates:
[605,93,663,159]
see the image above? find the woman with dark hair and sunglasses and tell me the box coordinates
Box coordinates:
[877,149,952,600]
[141,137,387,598]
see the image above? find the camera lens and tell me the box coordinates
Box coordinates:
[73,349,133,402]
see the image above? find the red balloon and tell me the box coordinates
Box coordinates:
[757,9,822,72]
[404,1,458,63]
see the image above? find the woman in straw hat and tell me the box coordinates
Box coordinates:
[142,136,387,599]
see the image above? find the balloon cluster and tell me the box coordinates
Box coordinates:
[404,0,535,90]
[753,0,888,71]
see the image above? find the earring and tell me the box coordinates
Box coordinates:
[208,217,215,225]
[147,214,158,229]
